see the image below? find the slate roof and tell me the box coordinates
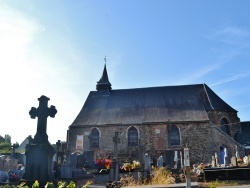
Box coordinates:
[235,121,250,145]
[71,84,236,127]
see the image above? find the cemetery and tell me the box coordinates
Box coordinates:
[0,81,250,187]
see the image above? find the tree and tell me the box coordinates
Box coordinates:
[0,135,4,143]
[0,142,11,153]
[4,134,11,144]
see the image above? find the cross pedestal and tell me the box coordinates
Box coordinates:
[23,95,57,182]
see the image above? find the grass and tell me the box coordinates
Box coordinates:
[119,167,175,187]
[199,180,238,188]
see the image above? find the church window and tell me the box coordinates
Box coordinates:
[128,126,138,147]
[220,118,230,135]
[91,128,100,148]
[170,125,180,146]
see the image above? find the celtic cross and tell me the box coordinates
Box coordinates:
[29,95,57,142]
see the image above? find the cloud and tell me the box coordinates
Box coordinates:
[214,26,250,38]
[210,72,250,86]
[209,25,250,48]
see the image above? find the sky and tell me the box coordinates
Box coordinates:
[0,0,250,145]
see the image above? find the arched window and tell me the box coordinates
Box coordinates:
[128,126,138,147]
[91,128,100,148]
[170,125,180,146]
[220,118,230,135]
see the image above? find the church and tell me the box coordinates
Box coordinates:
[67,64,246,165]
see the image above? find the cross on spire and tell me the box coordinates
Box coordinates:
[96,61,112,91]
[29,95,57,143]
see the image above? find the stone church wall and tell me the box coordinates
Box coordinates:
[68,119,243,165]
[207,111,241,138]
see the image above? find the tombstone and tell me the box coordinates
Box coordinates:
[231,156,237,166]
[60,164,74,179]
[174,151,178,169]
[18,153,26,166]
[180,151,183,169]
[243,156,249,165]
[22,95,57,182]
[157,155,163,167]
[136,146,145,169]
[211,156,215,167]
[144,153,151,171]
[70,153,79,167]
[165,149,174,168]
[235,145,240,161]
[77,150,95,169]
[224,148,228,166]
[143,153,151,180]
[11,143,19,158]
[60,152,80,179]
[215,152,218,167]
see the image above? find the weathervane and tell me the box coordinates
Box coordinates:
[104,56,106,63]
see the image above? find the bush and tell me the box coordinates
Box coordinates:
[119,167,175,187]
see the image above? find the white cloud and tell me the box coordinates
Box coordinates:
[208,25,250,48]
[210,72,250,86]
[214,26,250,38]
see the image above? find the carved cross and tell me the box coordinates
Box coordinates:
[29,95,57,136]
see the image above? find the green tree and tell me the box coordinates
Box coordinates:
[5,134,11,144]
[0,142,11,153]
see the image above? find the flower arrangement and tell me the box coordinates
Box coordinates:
[237,158,243,164]
[96,158,112,169]
[121,160,141,171]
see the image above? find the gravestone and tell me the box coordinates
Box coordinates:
[211,156,215,167]
[157,155,163,167]
[70,153,78,167]
[144,154,151,171]
[231,156,237,166]
[60,164,74,179]
[60,153,80,179]
[180,151,183,169]
[174,150,178,169]
[215,152,218,167]
[224,148,228,166]
[137,146,145,168]
[18,153,26,166]
[22,95,57,182]
[165,149,174,168]
[11,144,19,158]
[77,150,95,169]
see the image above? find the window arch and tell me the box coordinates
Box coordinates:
[128,126,138,147]
[220,118,230,135]
[170,125,180,146]
[91,128,100,148]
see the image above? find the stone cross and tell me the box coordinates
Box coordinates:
[112,132,120,184]
[29,95,57,143]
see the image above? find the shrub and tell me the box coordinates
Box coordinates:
[119,167,175,187]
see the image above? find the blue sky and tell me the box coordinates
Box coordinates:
[0,0,249,144]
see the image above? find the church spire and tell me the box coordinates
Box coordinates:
[96,60,112,91]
